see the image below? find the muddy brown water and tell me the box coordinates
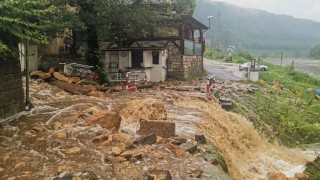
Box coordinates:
[0,79,317,179]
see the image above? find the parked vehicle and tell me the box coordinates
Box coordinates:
[239,62,268,71]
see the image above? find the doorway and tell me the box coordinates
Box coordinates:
[131,51,143,67]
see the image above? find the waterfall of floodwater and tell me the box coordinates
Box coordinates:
[172,93,315,179]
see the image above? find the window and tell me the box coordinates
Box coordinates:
[152,51,159,64]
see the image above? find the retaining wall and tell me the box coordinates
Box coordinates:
[0,59,24,119]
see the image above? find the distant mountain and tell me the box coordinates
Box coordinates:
[193,0,320,57]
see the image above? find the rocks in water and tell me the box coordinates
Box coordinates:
[147,170,172,180]
[294,173,308,180]
[14,162,25,169]
[189,169,203,178]
[135,134,157,145]
[267,172,287,180]
[179,143,197,154]
[111,146,122,156]
[51,121,62,130]
[66,147,81,154]
[31,123,47,132]
[138,120,175,138]
[84,110,121,133]
[195,134,207,144]
[54,131,67,139]
[92,134,109,143]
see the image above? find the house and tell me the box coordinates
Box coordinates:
[102,15,208,82]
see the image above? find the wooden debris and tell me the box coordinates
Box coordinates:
[30,71,52,80]
[50,80,91,95]
[53,72,69,82]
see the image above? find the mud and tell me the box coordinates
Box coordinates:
[0,79,316,179]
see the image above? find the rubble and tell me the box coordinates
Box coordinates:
[147,169,172,180]
[83,110,121,133]
[135,134,157,145]
[195,134,207,144]
[179,142,198,154]
[138,120,175,138]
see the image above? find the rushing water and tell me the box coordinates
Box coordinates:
[0,79,317,179]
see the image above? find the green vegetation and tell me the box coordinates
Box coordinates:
[230,57,320,146]
[305,155,320,180]
[309,44,320,59]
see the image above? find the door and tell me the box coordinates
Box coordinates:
[109,54,119,73]
[131,51,143,67]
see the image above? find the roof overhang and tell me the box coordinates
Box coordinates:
[101,47,167,51]
[181,15,209,31]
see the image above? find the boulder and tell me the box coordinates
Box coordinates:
[147,170,172,180]
[138,120,175,138]
[31,123,47,132]
[54,131,67,139]
[51,121,62,130]
[135,134,157,145]
[66,147,81,154]
[195,134,207,144]
[190,169,203,178]
[179,143,197,154]
[92,134,109,143]
[267,172,287,180]
[84,111,121,133]
[294,173,308,180]
[111,146,122,156]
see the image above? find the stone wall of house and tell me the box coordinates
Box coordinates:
[0,59,24,119]
[183,55,203,79]
[167,41,184,80]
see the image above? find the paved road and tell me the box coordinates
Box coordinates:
[204,59,243,81]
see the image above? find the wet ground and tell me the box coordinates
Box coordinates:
[204,59,243,81]
[0,77,318,180]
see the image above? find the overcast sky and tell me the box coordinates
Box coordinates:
[209,0,320,22]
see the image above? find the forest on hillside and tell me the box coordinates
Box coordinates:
[193,0,320,57]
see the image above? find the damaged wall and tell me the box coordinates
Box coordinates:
[0,59,24,119]
[167,41,203,80]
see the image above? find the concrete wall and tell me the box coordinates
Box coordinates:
[0,59,24,119]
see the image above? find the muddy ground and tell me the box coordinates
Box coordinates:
[0,67,317,180]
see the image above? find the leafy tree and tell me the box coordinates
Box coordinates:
[309,44,320,59]
[58,0,196,66]
[0,0,83,58]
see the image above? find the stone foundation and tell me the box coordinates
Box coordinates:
[0,59,24,119]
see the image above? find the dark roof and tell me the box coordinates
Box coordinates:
[101,47,167,51]
[181,15,208,30]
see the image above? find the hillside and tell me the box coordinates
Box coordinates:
[193,0,320,57]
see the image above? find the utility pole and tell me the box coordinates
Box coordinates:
[280,51,283,67]
[25,41,32,111]
[215,7,222,58]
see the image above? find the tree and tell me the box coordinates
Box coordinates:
[309,44,320,59]
[58,0,196,66]
[0,0,84,58]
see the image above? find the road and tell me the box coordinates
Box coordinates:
[204,58,243,81]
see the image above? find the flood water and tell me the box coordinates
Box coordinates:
[264,58,320,78]
[0,79,318,179]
